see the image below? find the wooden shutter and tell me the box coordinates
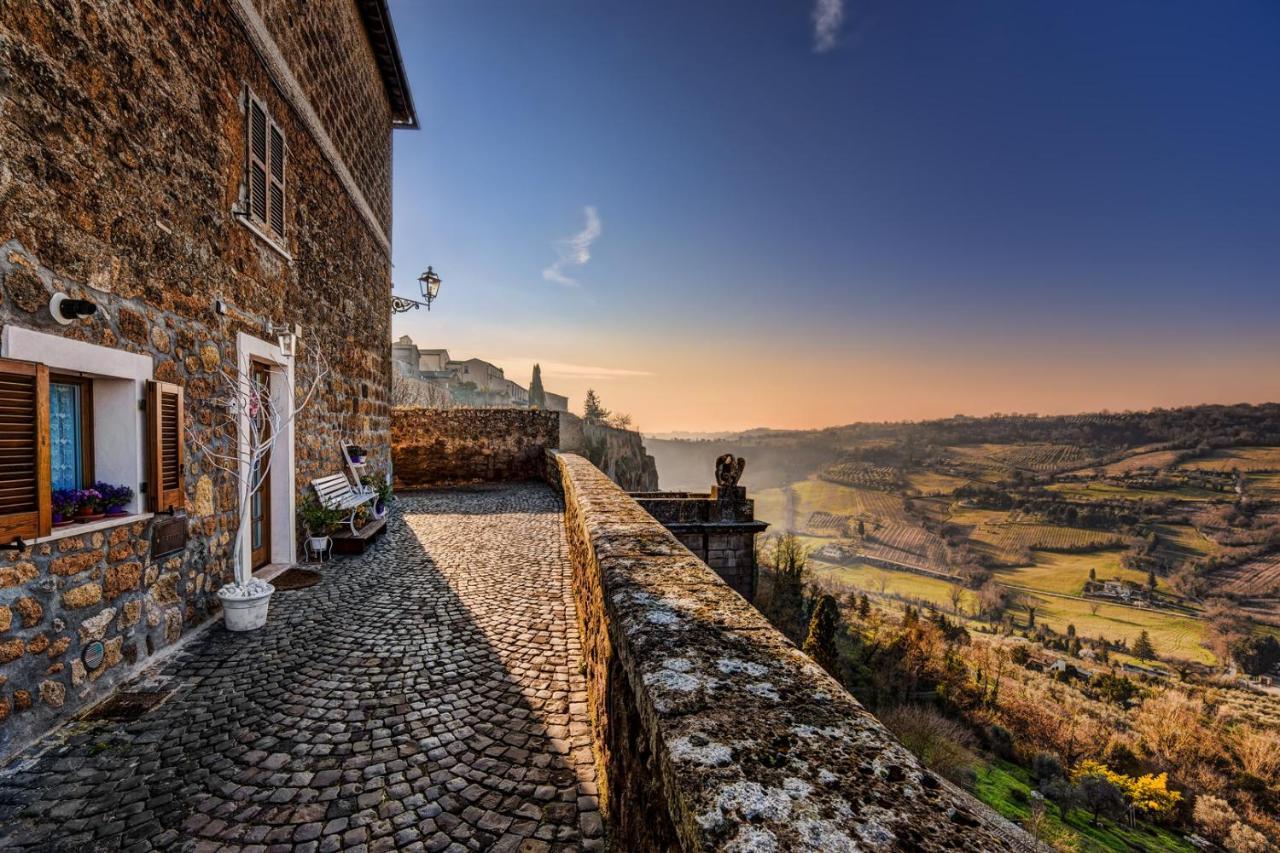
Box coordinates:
[248,96,268,225]
[146,381,184,513]
[0,358,50,542]
[268,123,286,237]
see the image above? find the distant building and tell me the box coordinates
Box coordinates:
[392,335,563,409]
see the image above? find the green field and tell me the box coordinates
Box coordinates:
[809,548,1216,664]
[973,760,1195,853]
[1179,446,1280,473]
[1047,481,1221,502]
[994,550,1152,596]
[905,470,972,495]
[1014,590,1213,664]
[809,559,974,610]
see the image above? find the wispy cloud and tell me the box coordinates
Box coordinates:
[812,0,844,53]
[505,358,653,381]
[542,206,602,286]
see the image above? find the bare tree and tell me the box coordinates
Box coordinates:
[391,372,452,409]
[187,347,328,591]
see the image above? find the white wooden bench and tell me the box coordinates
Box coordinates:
[311,474,376,535]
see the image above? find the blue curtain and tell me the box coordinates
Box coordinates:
[50,383,82,491]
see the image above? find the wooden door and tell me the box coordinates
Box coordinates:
[249,361,272,569]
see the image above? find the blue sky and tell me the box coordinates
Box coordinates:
[388,1,1280,432]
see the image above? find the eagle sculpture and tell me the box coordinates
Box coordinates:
[715,454,746,489]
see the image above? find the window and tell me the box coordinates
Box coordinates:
[244,88,287,241]
[0,354,182,543]
[49,375,93,491]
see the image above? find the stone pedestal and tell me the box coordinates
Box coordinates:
[630,488,768,601]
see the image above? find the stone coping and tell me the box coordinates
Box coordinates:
[550,451,1037,852]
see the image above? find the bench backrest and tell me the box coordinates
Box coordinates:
[312,474,356,507]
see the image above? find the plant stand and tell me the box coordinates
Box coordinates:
[304,535,333,564]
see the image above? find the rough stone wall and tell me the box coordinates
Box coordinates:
[558,412,658,491]
[252,0,393,228]
[550,452,1037,852]
[392,408,559,487]
[0,0,393,758]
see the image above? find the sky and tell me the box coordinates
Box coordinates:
[387,0,1280,433]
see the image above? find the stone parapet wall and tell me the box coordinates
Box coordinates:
[549,451,1036,852]
[392,408,559,487]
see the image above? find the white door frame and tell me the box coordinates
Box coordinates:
[236,332,296,570]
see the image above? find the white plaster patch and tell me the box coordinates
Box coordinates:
[798,819,862,852]
[853,818,896,847]
[791,723,847,740]
[725,826,779,852]
[715,781,792,822]
[670,734,734,767]
[646,608,681,626]
[782,777,813,799]
[746,681,780,701]
[717,657,768,677]
[663,658,694,672]
[644,668,702,693]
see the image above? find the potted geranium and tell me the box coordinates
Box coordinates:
[95,482,134,516]
[51,489,79,526]
[361,474,393,519]
[73,487,104,522]
[299,496,343,557]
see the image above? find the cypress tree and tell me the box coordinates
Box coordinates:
[529,364,546,409]
[803,594,841,676]
[1133,630,1156,661]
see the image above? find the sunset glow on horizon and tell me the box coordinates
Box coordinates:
[389,0,1280,433]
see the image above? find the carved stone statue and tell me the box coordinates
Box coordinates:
[715,454,745,489]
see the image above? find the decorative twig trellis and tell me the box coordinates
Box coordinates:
[186,345,328,589]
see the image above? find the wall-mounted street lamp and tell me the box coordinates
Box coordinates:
[391,266,442,314]
[267,322,299,358]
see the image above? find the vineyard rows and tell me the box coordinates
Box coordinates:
[821,461,900,491]
[1214,553,1280,596]
[858,524,950,573]
[971,522,1124,561]
[988,443,1096,473]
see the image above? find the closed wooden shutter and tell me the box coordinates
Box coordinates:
[268,124,286,237]
[146,381,185,513]
[248,97,269,224]
[0,358,50,542]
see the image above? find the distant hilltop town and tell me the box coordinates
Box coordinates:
[391,335,569,411]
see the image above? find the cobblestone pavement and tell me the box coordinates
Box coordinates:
[0,484,601,852]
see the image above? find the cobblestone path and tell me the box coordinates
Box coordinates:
[0,484,601,853]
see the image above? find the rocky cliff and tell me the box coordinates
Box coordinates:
[558,413,659,491]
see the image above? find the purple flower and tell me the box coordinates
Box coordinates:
[93,482,134,510]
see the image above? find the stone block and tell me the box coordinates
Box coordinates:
[105,562,142,599]
[51,552,100,577]
[0,562,37,587]
[62,582,103,609]
[38,680,65,708]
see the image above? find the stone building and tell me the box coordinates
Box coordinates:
[0,0,415,757]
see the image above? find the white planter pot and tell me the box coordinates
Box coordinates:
[219,585,274,632]
[308,535,331,552]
